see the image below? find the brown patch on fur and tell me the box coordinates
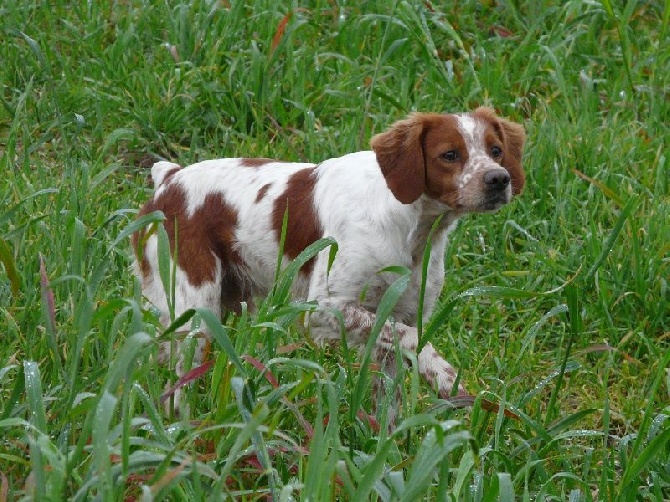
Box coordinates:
[240,158,277,168]
[272,168,322,274]
[256,183,272,203]
[473,107,526,194]
[133,185,248,304]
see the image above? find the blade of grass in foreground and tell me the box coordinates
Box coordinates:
[351,438,396,500]
[302,374,343,500]
[214,378,271,494]
[24,361,47,500]
[23,361,47,434]
[545,284,580,426]
[92,391,118,501]
[198,308,246,375]
[39,254,66,382]
[400,420,473,501]
[416,214,443,343]
[583,196,638,283]
[102,332,152,394]
[270,236,338,307]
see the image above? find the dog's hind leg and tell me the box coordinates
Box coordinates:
[136,233,222,415]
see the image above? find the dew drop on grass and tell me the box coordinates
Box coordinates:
[338,9,346,24]
[444,60,454,82]
[24,363,40,392]
[470,470,483,498]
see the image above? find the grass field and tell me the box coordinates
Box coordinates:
[1,0,668,500]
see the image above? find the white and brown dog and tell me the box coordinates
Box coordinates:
[132,107,525,411]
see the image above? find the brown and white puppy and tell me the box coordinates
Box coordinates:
[132,107,525,414]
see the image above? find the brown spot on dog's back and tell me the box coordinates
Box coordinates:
[272,168,322,274]
[256,183,272,203]
[133,183,243,289]
[241,158,278,168]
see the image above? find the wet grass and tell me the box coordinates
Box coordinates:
[0,0,668,499]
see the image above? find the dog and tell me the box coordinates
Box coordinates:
[132,107,525,415]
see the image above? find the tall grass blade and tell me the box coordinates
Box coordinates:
[23,361,47,434]
[416,214,443,344]
[272,236,338,306]
[401,423,472,501]
[302,377,341,499]
[618,426,670,497]
[215,378,271,492]
[102,332,152,394]
[497,472,515,501]
[111,210,165,250]
[352,439,395,500]
[24,361,47,500]
[156,221,175,321]
[197,308,246,375]
[584,196,638,283]
[545,284,581,425]
[38,254,64,379]
[92,391,118,500]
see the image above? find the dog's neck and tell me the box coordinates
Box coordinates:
[408,196,461,263]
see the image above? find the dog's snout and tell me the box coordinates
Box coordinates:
[483,169,510,189]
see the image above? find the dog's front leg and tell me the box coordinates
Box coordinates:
[375,323,468,400]
[310,301,467,425]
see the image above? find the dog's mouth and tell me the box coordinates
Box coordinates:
[484,196,508,209]
[451,197,507,211]
[476,193,511,212]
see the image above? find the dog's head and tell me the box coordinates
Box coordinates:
[371,107,526,211]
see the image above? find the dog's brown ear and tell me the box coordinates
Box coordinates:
[371,114,427,204]
[474,107,526,195]
[499,118,526,195]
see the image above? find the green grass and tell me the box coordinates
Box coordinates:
[1,0,668,499]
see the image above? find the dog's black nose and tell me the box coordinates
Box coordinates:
[484,169,510,189]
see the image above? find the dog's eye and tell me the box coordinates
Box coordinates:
[491,146,503,159]
[441,151,459,162]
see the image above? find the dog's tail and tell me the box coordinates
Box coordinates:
[151,161,181,188]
